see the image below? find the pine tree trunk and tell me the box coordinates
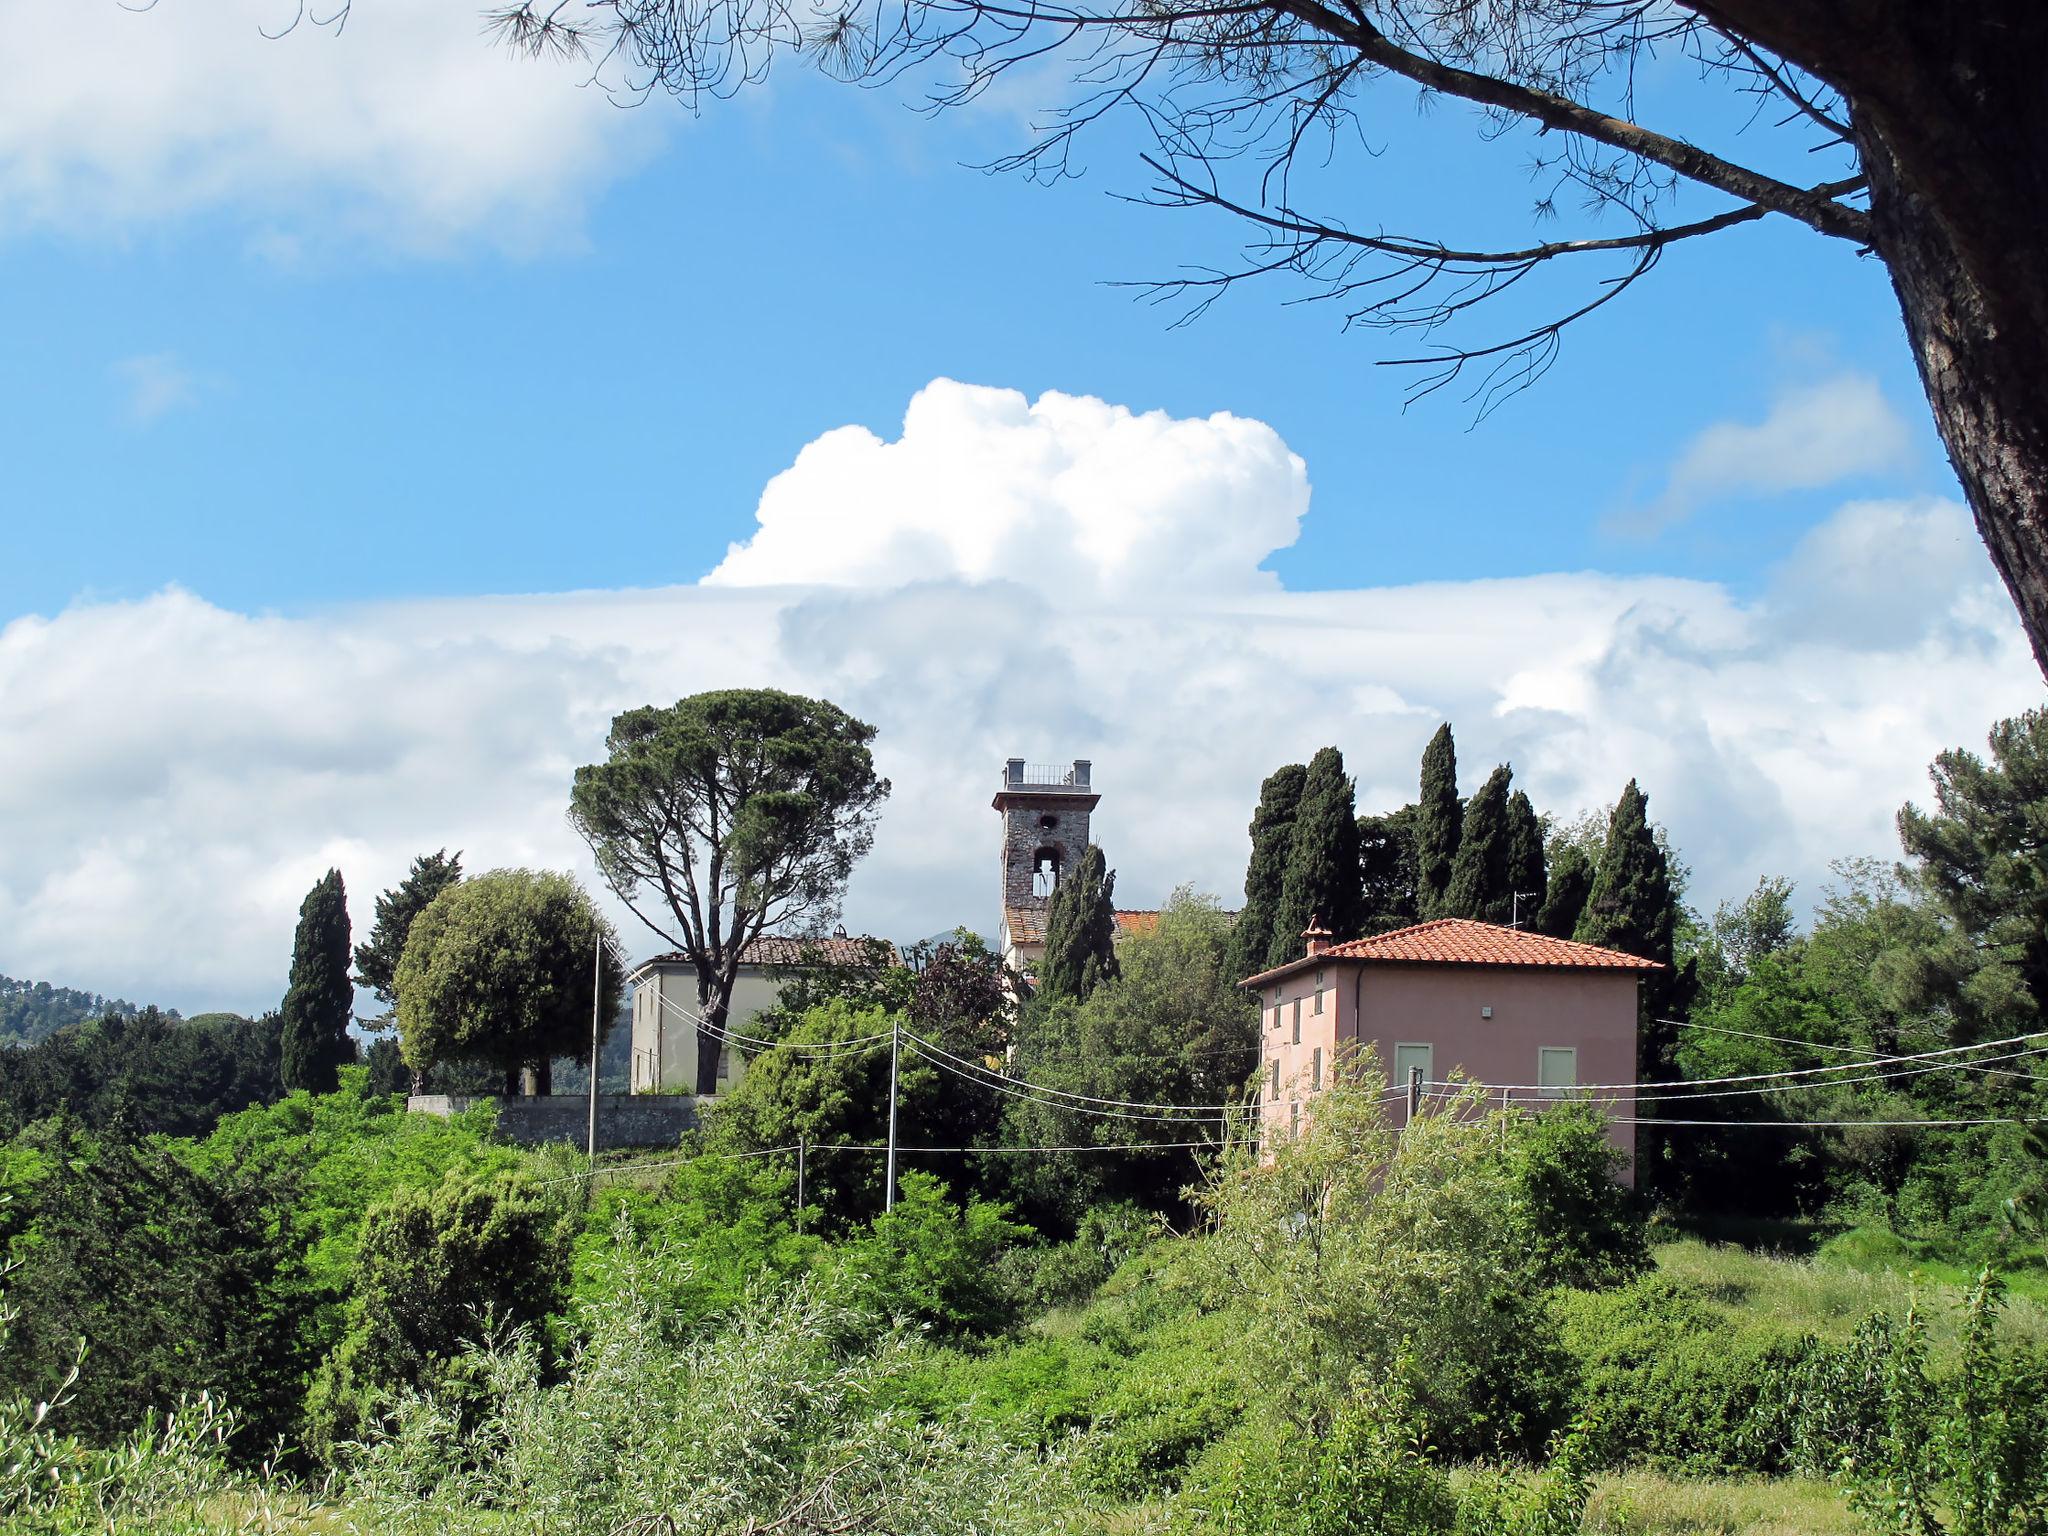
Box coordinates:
[1849,9,2048,675]
[696,986,724,1096]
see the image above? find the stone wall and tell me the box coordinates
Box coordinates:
[407,1093,700,1151]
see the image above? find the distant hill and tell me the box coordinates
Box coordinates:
[0,974,174,1047]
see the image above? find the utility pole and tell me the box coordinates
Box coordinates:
[885,1018,901,1212]
[796,1134,807,1233]
[1407,1064,1423,1122]
[588,931,603,1160]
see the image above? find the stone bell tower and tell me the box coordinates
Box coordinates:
[993,758,1098,974]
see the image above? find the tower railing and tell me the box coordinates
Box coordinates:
[1003,758,1093,789]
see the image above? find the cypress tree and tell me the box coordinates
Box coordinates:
[1413,724,1462,919]
[1504,790,1548,926]
[1538,845,1594,938]
[1573,781,1676,968]
[280,869,356,1095]
[1358,803,1420,934]
[1443,764,1513,921]
[1039,844,1119,1002]
[1228,763,1307,978]
[1268,747,1363,968]
[353,849,463,1009]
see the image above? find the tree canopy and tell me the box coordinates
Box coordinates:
[1039,843,1120,1002]
[1414,726,1462,921]
[1442,764,1513,924]
[281,869,355,1096]
[1270,746,1362,963]
[394,868,624,1096]
[1228,763,1306,980]
[569,689,889,1094]
[353,849,464,1015]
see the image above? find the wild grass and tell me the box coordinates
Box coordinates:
[1652,1236,2048,1352]
[1583,1471,1859,1535]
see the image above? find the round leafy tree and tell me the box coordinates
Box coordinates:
[395,868,623,1095]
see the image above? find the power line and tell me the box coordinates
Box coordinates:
[907,1029,1244,1116]
[1441,1027,2048,1094]
[1668,1017,2046,1086]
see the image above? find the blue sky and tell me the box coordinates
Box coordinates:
[0,8,1956,622]
[1,4,2031,1013]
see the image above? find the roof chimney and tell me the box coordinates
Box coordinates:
[1303,915,1333,958]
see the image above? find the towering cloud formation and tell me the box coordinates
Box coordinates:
[0,381,2034,1012]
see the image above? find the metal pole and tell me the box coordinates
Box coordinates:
[588,932,602,1160]
[885,1019,901,1212]
[796,1135,807,1233]
[1407,1064,1423,1121]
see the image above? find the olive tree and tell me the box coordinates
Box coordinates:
[569,689,890,1094]
[395,867,624,1095]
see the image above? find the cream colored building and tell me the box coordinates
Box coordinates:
[628,934,898,1094]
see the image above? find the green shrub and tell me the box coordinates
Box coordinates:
[307,1167,571,1457]
[1500,1102,1649,1290]
[996,1202,1159,1313]
[822,1171,1032,1339]
[1173,1394,1460,1536]
[1551,1274,1816,1474]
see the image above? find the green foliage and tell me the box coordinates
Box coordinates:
[196,1068,521,1303]
[354,848,464,1012]
[1505,789,1549,927]
[1231,763,1307,978]
[0,1006,282,1140]
[1039,842,1120,1002]
[0,1129,311,1452]
[1415,722,1464,920]
[569,688,890,1094]
[1501,1103,1648,1290]
[1444,763,1514,922]
[710,1000,1002,1226]
[1899,706,2048,1024]
[906,931,1014,1039]
[1787,1272,2048,1536]
[0,975,162,1049]
[280,868,355,1095]
[1551,1274,1818,1474]
[1270,746,1363,962]
[307,1167,572,1455]
[571,1156,820,1330]
[995,1200,1157,1311]
[394,867,623,1094]
[823,1171,1031,1339]
[1537,845,1594,939]
[1574,782,1676,969]
[1006,891,1255,1224]
[1175,1394,1461,1536]
[341,1263,1067,1536]
[1197,1073,1562,1455]
[1357,803,1421,934]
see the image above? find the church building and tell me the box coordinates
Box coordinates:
[993,757,1159,981]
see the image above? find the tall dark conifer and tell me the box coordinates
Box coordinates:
[1268,747,1362,968]
[280,869,355,1095]
[1503,790,1548,927]
[1443,764,1513,921]
[1573,782,1676,969]
[1413,724,1462,919]
[1538,845,1595,939]
[1038,844,1119,1002]
[1229,764,1306,979]
[1357,804,1420,934]
[353,849,463,1010]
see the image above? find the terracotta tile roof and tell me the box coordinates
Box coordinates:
[1113,909,1160,939]
[639,935,900,971]
[1240,917,1663,986]
[1003,905,1049,945]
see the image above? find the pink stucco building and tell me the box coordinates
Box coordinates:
[1241,918,1661,1181]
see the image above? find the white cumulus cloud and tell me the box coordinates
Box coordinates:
[703,379,1310,598]
[1,382,2037,1015]
[1626,372,1914,533]
[0,1,662,251]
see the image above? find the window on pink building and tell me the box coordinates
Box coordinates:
[1313,988,1324,1015]
[1291,1000,1301,1043]
[1539,1047,1578,1097]
[1311,1047,1323,1090]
